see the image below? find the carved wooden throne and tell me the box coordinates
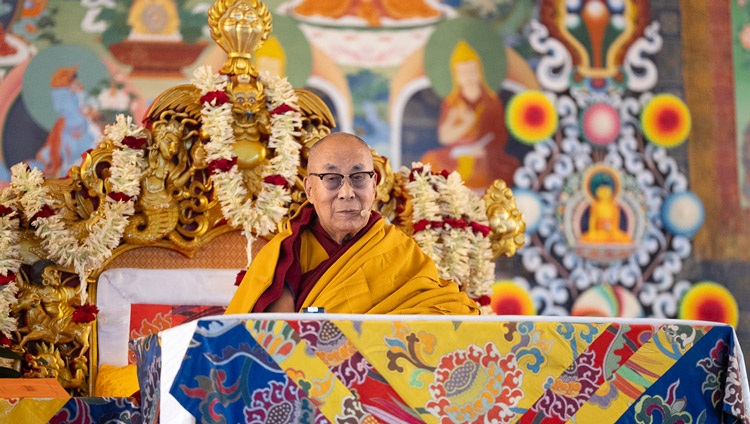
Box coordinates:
[4,0,525,396]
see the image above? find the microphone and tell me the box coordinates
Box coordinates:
[360,209,370,217]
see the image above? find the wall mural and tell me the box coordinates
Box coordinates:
[734,1,750,208]
[0,1,740,328]
[506,1,709,320]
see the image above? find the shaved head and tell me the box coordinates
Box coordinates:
[307,132,372,172]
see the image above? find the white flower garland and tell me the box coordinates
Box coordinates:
[405,162,495,312]
[193,66,302,265]
[9,115,148,303]
[0,188,20,339]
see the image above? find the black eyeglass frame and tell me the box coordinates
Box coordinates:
[308,171,376,190]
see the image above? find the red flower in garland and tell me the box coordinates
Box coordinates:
[235,270,246,286]
[0,273,16,285]
[200,90,230,106]
[444,217,469,229]
[31,205,55,224]
[263,174,289,188]
[0,205,13,216]
[121,136,147,150]
[72,303,99,324]
[207,157,238,174]
[0,333,12,347]
[413,219,431,233]
[475,295,491,306]
[470,222,491,237]
[271,103,296,115]
[409,167,425,182]
[108,192,133,202]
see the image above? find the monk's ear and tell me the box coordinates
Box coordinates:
[303,176,313,204]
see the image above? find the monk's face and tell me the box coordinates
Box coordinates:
[304,134,377,244]
[454,60,482,102]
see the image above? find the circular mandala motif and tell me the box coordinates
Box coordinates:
[679,281,739,327]
[661,191,704,238]
[506,90,558,144]
[581,102,620,146]
[490,280,536,315]
[641,93,691,148]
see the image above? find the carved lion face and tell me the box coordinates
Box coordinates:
[230,78,266,117]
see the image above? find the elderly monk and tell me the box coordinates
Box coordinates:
[226,132,480,315]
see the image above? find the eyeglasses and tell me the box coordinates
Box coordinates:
[308,171,376,190]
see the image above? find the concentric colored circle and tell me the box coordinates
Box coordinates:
[641,93,691,148]
[581,102,620,146]
[489,280,536,316]
[571,284,643,318]
[506,90,558,144]
[513,188,543,233]
[679,281,739,327]
[661,191,705,238]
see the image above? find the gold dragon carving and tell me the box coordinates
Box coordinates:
[9,0,524,395]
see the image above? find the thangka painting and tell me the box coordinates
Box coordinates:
[0,1,741,327]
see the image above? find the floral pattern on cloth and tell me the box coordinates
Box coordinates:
[48,397,141,424]
[131,332,160,424]
[156,317,750,424]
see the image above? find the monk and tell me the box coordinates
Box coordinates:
[226,132,480,315]
[421,40,520,190]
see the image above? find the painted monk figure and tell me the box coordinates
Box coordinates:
[421,40,520,190]
[226,132,479,315]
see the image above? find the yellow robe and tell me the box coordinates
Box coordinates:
[226,214,479,315]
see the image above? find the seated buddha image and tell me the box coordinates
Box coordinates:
[562,165,646,262]
[581,182,631,244]
[290,0,442,27]
[579,168,633,244]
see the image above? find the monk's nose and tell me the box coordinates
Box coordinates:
[337,178,356,198]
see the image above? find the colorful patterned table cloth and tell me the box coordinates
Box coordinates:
[0,396,141,423]
[134,314,750,423]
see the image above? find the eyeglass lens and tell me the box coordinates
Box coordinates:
[320,172,373,190]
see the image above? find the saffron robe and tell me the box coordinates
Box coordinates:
[225,208,479,315]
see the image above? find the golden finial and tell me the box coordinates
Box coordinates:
[207,0,273,76]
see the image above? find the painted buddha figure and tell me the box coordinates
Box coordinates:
[581,181,632,244]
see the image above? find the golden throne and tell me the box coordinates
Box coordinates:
[3,0,525,396]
